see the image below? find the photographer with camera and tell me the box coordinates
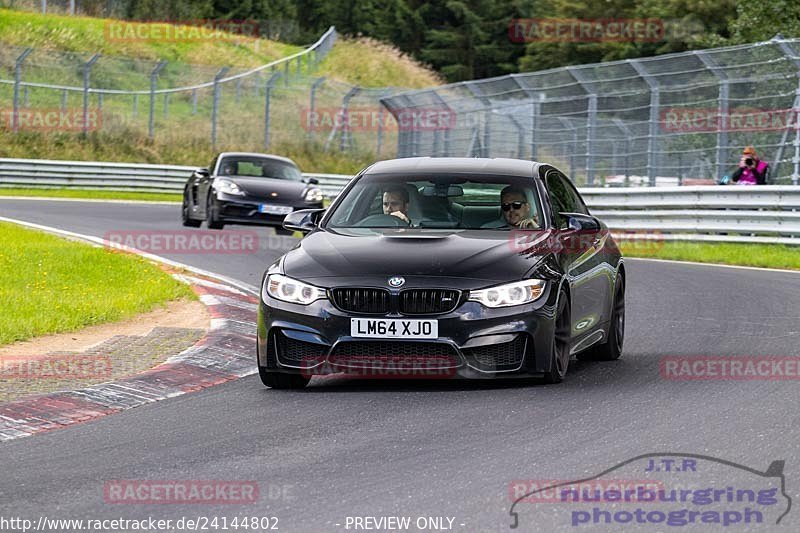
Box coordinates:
[731,146,768,185]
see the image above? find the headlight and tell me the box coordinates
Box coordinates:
[305,187,324,203]
[216,179,245,196]
[468,279,546,308]
[263,273,326,305]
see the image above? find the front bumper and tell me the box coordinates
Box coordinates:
[215,194,323,227]
[256,283,560,380]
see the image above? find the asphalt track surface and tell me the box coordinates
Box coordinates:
[1,198,800,532]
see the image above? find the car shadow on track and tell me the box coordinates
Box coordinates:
[270,356,645,393]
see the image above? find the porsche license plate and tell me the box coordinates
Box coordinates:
[259,204,293,215]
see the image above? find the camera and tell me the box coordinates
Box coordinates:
[745,157,754,166]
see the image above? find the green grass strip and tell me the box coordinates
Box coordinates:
[0,222,195,346]
[0,188,181,202]
[619,240,800,271]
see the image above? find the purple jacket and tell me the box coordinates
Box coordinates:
[733,159,768,185]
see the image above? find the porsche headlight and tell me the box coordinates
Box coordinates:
[305,187,324,203]
[263,274,326,305]
[468,279,546,308]
[216,179,245,196]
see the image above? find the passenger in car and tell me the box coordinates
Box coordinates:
[382,186,411,224]
[481,186,539,229]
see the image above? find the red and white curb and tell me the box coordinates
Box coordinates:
[0,275,258,442]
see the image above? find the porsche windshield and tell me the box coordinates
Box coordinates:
[217,157,302,180]
[325,173,542,230]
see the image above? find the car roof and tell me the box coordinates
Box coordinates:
[217,152,298,166]
[362,157,543,177]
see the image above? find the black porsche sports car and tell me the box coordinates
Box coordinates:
[181,152,324,234]
[257,157,625,388]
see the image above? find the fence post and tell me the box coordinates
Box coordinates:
[163,93,169,119]
[613,119,634,187]
[132,94,138,118]
[531,94,544,161]
[586,94,598,185]
[82,53,100,136]
[149,61,167,139]
[793,94,800,186]
[341,87,360,152]
[211,67,230,149]
[61,89,67,112]
[191,89,198,115]
[264,72,282,149]
[376,89,392,156]
[12,48,33,133]
[284,61,289,87]
[630,60,659,187]
[695,52,729,183]
[465,83,492,157]
[308,77,326,142]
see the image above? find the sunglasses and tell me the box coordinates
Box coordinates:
[501,201,528,211]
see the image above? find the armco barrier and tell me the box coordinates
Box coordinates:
[0,158,352,195]
[0,158,797,245]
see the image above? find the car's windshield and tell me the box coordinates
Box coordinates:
[325,173,542,230]
[217,156,301,181]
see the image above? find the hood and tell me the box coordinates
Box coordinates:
[220,176,309,201]
[282,228,547,288]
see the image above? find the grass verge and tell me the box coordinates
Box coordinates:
[0,221,195,346]
[0,188,181,202]
[619,240,800,271]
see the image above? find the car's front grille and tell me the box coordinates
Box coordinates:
[328,341,460,369]
[275,331,327,366]
[400,289,461,315]
[463,335,527,371]
[331,288,390,314]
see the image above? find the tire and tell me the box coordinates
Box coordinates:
[206,194,225,230]
[579,275,625,361]
[258,364,309,389]
[543,288,571,384]
[181,193,202,227]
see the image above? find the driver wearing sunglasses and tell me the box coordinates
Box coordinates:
[481,185,539,229]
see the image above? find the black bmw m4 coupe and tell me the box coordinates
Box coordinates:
[257,157,625,388]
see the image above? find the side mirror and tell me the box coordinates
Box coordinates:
[561,212,601,232]
[283,208,325,234]
[303,176,320,185]
[193,168,210,179]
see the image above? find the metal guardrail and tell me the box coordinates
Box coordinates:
[1,158,797,245]
[0,158,354,194]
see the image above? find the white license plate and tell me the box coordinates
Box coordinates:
[351,318,438,339]
[259,204,293,215]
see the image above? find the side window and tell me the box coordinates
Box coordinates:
[545,170,588,227]
[558,173,589,215]
[545,169,570,228]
